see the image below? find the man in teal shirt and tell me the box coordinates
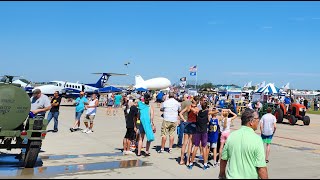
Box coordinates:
[219,108,268,179]
[70,92,88,132]
[114,93,123,114]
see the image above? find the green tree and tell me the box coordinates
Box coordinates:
[199,83,214,89]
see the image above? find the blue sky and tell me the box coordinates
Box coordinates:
[0,2,320,89]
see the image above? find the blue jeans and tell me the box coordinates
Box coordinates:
[178,121,187,146]
[47,112,59,130]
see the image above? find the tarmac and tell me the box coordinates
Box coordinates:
[1,101,320,179]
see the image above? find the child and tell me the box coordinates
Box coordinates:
[218,109,237,166]
[207,108,220,167]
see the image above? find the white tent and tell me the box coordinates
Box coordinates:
[256,83,280,95]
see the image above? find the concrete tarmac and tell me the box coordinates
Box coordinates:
[1,102,320,179]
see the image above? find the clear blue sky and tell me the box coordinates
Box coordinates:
[1,2,320,89]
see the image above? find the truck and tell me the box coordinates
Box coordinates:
[0,83,48,168]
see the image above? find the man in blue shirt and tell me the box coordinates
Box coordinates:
[70,92,88,132]
[284,95,291,112]
[156,91,164,108]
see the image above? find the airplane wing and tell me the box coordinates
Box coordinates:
[91,73,128,76]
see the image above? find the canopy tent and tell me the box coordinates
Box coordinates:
[99,86,122,93]
[256,83,280,95]
[135,87,148,92]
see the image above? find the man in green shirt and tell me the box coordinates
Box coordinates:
[219,108,268,179]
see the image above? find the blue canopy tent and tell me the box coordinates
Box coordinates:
[99,86,122,93]
[135,87,148,92]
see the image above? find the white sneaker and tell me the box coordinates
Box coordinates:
[86,130,93,134]
[82,128,89,133]
[126,151,135,155]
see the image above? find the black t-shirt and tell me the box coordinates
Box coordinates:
[50,97,62,112]
[196,110,209,133]
[126,105,138,128]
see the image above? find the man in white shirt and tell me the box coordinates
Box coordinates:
[83,93,99,134]
[158,93,181,153]
[260,107,277,163]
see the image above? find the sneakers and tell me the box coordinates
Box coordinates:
[213,163,218,168]
[168,148,172,154]
[203,165,210,170]
[157,149,164,153]
[187,164,194,170]
[126,151,135,155]
[70,128,75,132]
[86,130,93,134]
[82,128,89,133]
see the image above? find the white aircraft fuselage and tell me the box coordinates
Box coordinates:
[33,81,99,96]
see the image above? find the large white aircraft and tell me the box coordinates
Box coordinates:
[33,73,128,98]
[134,75,171,90]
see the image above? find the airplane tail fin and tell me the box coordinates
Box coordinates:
[95,73,108,88]
[135,75,144,87]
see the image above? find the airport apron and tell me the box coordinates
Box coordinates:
[138,101,155,142]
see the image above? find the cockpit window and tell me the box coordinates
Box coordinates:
[48,82,58,86]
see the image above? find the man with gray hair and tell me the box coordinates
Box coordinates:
[30,89,51,117]
[219,108,268,179]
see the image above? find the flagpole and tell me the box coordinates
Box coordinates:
[195,65,198,90]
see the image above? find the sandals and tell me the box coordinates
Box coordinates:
[179,161,185,165]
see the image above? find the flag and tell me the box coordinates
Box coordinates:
[189,65,197,72]
[190,72,197,76]
[180,77,186,81]
[180,81,186,88]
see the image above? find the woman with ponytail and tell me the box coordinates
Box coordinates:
[218,108,237,166]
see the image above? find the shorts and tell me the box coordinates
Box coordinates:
[138,123,145,134]
[75,110,84,120]
[161,120,177,137]
[107,104,113,107]
[156,99,163,103]
[261,134,273,144]
[84,114,95,123]
[193,133,208,147]
[220,131,230,143]
[114,104,121,108]
[208,142,217,149]
[184,122,196,134]
[124,128,136,140]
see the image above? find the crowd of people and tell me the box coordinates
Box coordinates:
[29,88,277,179]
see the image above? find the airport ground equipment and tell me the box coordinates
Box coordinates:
[0,83,48,168]
[259,102,310,126]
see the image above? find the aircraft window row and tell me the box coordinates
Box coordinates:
[65,84,80,89]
